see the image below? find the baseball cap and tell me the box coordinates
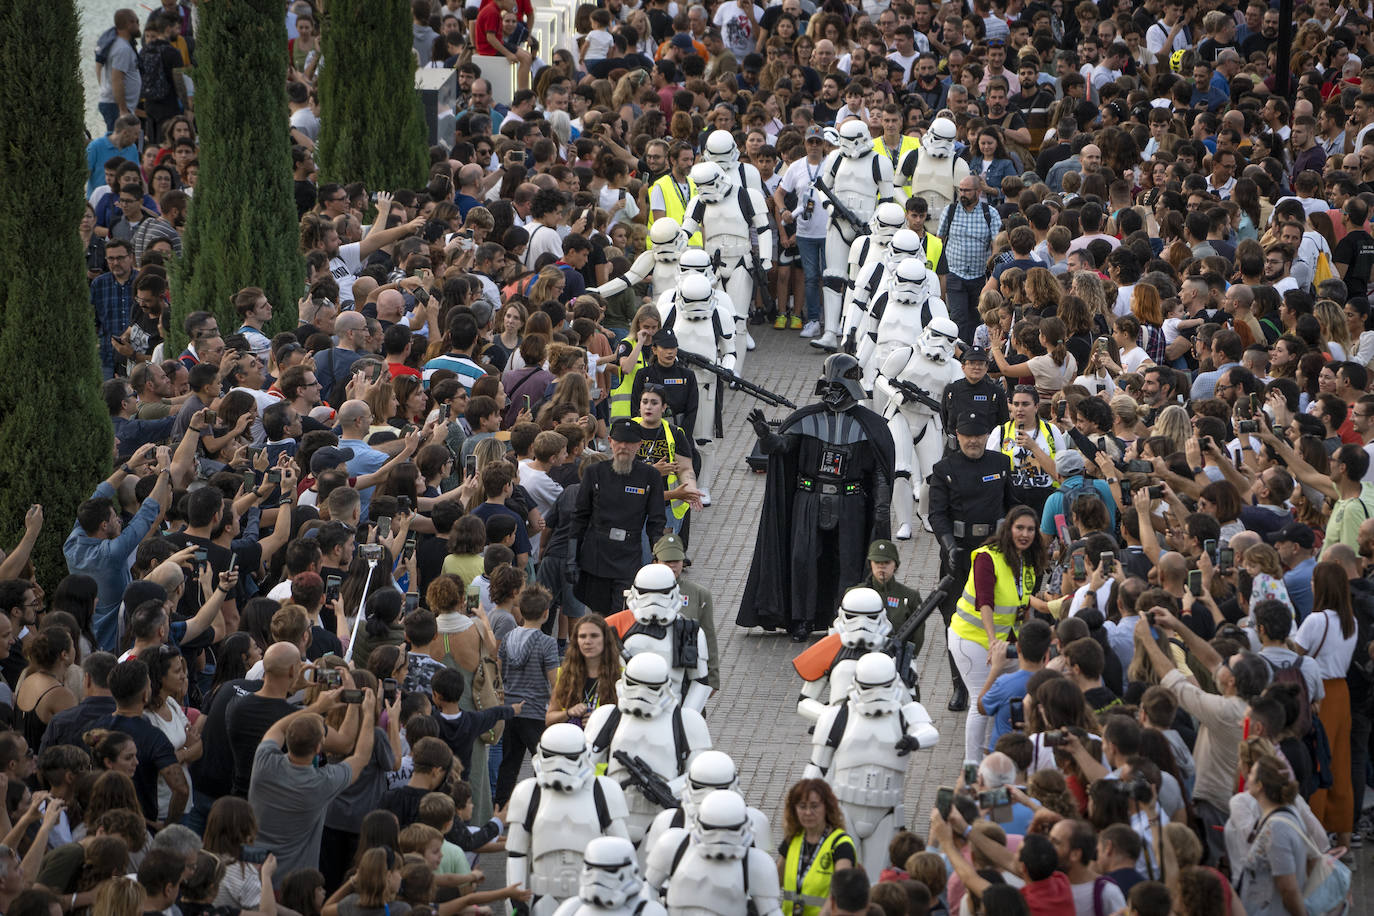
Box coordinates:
[960,346,990,363]
[609,418,644,442]
[653,533,687,561]
[805,125,826,141]
[956,412,992,436]
[1054,450,1086,477]
[653,327,679,348]
[867,540,900,564]
[1266,521,1315,550]
[310,446,355,475]
[670,33,694,50]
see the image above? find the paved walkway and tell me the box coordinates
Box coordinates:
[683,326,963,832]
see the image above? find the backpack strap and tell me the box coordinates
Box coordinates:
[669,834,691,874]
[738,185,756,224]
[671,706,688,771]
[593,707,622,753]
[871,154,882,184]
[938,204,957,242]
[523,784,542,834]
[1092,875,1108,916]
[981,202,993,233]
[825,701,851,749]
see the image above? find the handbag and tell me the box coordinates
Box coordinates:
[471,644,506,745]
[1274,811,1352,916]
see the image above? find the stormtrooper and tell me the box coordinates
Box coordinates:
[842,228,928,360]
[551,837,667,916]
[659,272,737,500]
[642,751,773,855]
[839,202,905,346]
[619,563,711,714]
[811,119,896,353]
[678,163,773,380]
[507,724,633,916]
[594,217,689,302]
[857,257,949,397]
[803,653,939,878]
[644,790,783,916]
[873,315,961,539]
[794,588,918,723]
[703,129,765,197]
[897,117,970,215]
[587,653,713,845]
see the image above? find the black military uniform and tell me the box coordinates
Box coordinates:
[571,419,667,614]
[940,347,1009,452]
[631,328,700,438]
[928,411,1016,710]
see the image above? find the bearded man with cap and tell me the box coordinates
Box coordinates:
[939,346,1009,453]
[928,411,1016,712]
[652,533,719,691]
[571,419,667,614]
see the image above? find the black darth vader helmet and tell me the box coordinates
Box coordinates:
[815,353,866,411]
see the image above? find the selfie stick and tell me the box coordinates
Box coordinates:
[342,553,380,665]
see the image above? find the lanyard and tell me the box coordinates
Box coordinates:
[795,836,823,889]
[672,180,690,207]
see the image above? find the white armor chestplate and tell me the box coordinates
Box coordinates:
[606,719,684,818]
[652,259,682,299]
[528,852,585,899]
[707,229,752,265]
[913,156,957,214]
[875,305,927,351]
[887,357,961,419]
[829,715,907,811]
[664,850,754,916]
[528,787,616,892]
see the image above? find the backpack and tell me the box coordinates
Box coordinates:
[1314,250,1336,285]
[1262,653,1314,739]
[1057,475,1094,528]
[938,200,993,243]
[138,42,174,104]
[95,27,119,65]
[470,642,506,745]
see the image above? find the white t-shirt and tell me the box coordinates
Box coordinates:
[523,223,564,269]
[1120,346,1152,373]
[1294,608,1358,680]
[779,157,830,239]
[290,107,321,142]
[887,50,919,83]
[598,184,641,228]
[518,462,564,516]
[1113,283,1135,318]
[713,1,762,60]
[1071,877,1125,916]
[583,27,614,60]
[330,241,363,304]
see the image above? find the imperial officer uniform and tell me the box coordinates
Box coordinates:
[848,539,925,698]
[928,411,1016,711]
[631,329,700,438]
[939,347,1009,452]
[571,419,667,614]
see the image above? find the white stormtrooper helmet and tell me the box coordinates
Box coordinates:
[683,751,740,818]
[890,257,931,308]
[627,563,682,626]
[678,274,715,321]
[533,722,593,791]
[704,130,741,169]
[888,228,925,263]
[870,202,905,244]
[917,315,960,362]
[689,162,731,203]
[579,837,642,908]
[832,118,873,158]
[691,790,753,860]
[650,217,688,254]
[678,248,715,283]
[618,652,674,718]
[923,118,958,159]
[850,652,901,716]
[835,587,892,649]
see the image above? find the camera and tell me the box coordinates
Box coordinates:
[1009,698,1025,729]
[1126,459,1152,473]
[383,677,399,704]
[325,575,341,602]
[240,845,271,865]
[963,761,979,786]
[340,689,365,704]
[360,544,384,562]
[319,668,343,689]
[1146,485,1165,500]
[1237,420,1259,433]
[1043,730,1068,747]
[977,787,1011,809]
[397,496,412,513]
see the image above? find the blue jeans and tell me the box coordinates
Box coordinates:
[98,102,120,132]
[797,236,825,322]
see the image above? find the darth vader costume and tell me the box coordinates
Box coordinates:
[737,354,895,640]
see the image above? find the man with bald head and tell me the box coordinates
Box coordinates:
[455,163,485,217]
[812,38,836,74]
[314,311,370,406]
[226,642,307,796]
[374,289,408,329]
[337,399,422,518]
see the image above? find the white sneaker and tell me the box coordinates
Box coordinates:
[699,488,711,506]
[746,333,756,351]
[800,320,821,338]
[895,523,912,540]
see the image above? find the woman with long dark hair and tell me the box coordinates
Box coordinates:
[948,506,1049,760]
[546,614,619,727]
[1296,561,1358,848]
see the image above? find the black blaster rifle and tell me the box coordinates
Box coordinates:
[813,175,869,235]
[676,349,796,410]
[880,575,956,688]
[613,751,678,809]
[888,378,943,413]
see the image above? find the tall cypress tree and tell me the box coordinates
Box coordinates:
[317,0,429,190]
[170,0,303,351]
[0,0,113,581]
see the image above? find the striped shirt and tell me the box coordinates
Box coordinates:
[422,353,489,390]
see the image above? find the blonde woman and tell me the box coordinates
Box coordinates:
[1069,270,1110,328]
[1109,395,1150,445]
[1024,267,1062,316]
[972,288,1005,350]
[1315,299,1352,359]
[1152,404,1191,455]
[527,266,566,305]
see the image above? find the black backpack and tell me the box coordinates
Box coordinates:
[139,42,174,103]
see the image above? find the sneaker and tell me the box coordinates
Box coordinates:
[789,315,803,330]
[773,315,787,329]
[800,320,821,338]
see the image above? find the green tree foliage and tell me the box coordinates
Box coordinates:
[0,0,113,581]
[170,0,304,351]
[317,0,429,190]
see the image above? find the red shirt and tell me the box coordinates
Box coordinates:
[474,3,503,56]
[387,361,422,379]
[1020,872,1075,916]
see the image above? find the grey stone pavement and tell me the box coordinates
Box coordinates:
[684,326,964,834]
